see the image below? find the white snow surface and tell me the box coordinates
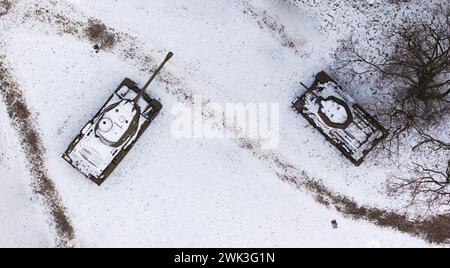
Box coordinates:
[0,0,444,247]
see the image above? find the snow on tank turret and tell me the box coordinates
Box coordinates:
[293,71,388,166]
[63,52,173,185]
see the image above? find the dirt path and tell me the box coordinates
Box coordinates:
[0,59,75,247]
[7,1,450,244]
[0,0,75,247]
[241,0,303,54]
[0,1,12,16]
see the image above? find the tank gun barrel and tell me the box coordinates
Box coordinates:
[133,52,173,104]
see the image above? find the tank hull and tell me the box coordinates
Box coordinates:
[63,78,162,185]
[293,72,388,166]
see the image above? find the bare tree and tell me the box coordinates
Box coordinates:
[388,163,450,211]
[413,126,450,152]
[335,5,450,150]
[335,4,450,211]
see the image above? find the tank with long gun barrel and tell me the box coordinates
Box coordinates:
[63,52,173,185]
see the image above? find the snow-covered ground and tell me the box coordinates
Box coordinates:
[0,0,446,247]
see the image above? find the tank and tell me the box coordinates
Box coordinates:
[293,71,388,166]
[63,52,173,185]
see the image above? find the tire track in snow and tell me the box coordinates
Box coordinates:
[241,0,303,54]
[0,58,75,247]
[11,2,450,244]
[0,0,76,247]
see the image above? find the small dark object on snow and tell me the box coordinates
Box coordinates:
[63,52,173,186]
[93,44,100,53]
[293,71,388,166]
[331,220,338,229]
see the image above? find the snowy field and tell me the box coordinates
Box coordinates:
[0,0,447,247]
